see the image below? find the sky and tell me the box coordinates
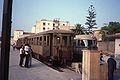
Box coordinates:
[0,0,120,35]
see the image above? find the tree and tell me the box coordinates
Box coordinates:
[85,5,97,33]
[99,30,108,41]
[71,24,85,35]
[101,22,120,35]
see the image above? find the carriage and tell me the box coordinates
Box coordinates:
[16,30,74,66]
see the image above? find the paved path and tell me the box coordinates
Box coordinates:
[114,69,120,80]
[0,47,119,80]
[9,47,82,80]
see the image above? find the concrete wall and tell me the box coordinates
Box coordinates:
[115,39,120,55]
[97,41,115,54]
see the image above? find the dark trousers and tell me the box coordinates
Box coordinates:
[108,71,114,80]
[25,54,30,67]
[19,54,25,66]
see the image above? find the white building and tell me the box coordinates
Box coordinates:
[31,19,71,33]
[13,30,34,44]
[13,30,24,43]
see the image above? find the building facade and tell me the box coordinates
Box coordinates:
[13,30,24,44]
[32,19,71,33]
[13,30,34,44]
[93,29,102,41]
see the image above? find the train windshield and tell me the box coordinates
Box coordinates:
[77,40,96,47]
[74,35,97,50]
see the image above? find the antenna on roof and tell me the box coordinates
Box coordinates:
[53,18,60,30]
[53,18,60,23]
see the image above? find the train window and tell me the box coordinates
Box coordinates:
[78,40,81,46]
[40,36,42,41]
[27,39,29,44]
[88,40,92,47]
[73,41,76,46]
[43,36,46,46]
[35,37,37,45]
[37,37,39,45]
[32,38,33,45]
[39,36,42,45]
[29,38,31,45]
[44,36,46,41]
[69,36,71,45]
[34,38,36,45]
[56,37,60,45]
[47,36,49,46]
[62,36,67,46]
[80,40,85,47]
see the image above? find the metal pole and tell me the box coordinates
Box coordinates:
[0,0,13,80]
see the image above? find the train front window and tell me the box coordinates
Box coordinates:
[80,40,95,48]
[88,40,92,47]
[80,40,85,47]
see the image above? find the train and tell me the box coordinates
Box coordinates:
[72,34,97,62]
[16,30,75,66]
[16,30,97,67]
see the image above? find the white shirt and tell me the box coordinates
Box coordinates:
[102,55,110,63]
[24,46,30,52]
[24,45,30,54]
[20,48,24,54]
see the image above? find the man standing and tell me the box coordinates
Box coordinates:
[24,44,30,68]
[19,45,25,67]
[107,55,116,80]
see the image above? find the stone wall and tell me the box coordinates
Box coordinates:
[97,41,115,54]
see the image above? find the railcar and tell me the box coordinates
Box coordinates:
[16,30,74,66]
[72,34,98,62]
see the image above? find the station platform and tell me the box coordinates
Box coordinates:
[0,46,120,80]
[9,47,82,80]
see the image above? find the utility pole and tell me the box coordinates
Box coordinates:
[0,0,13,80]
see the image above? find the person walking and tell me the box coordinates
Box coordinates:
[19,45,25,67]
[24,44,30,68]
[107,55,116,80]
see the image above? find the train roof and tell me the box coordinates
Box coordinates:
[74,35,96,40]
[24,30,74,38]
[43,30,74,34]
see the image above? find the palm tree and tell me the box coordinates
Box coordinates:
[71,24,85,35]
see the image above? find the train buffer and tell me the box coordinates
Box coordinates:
[9,47,82,80]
